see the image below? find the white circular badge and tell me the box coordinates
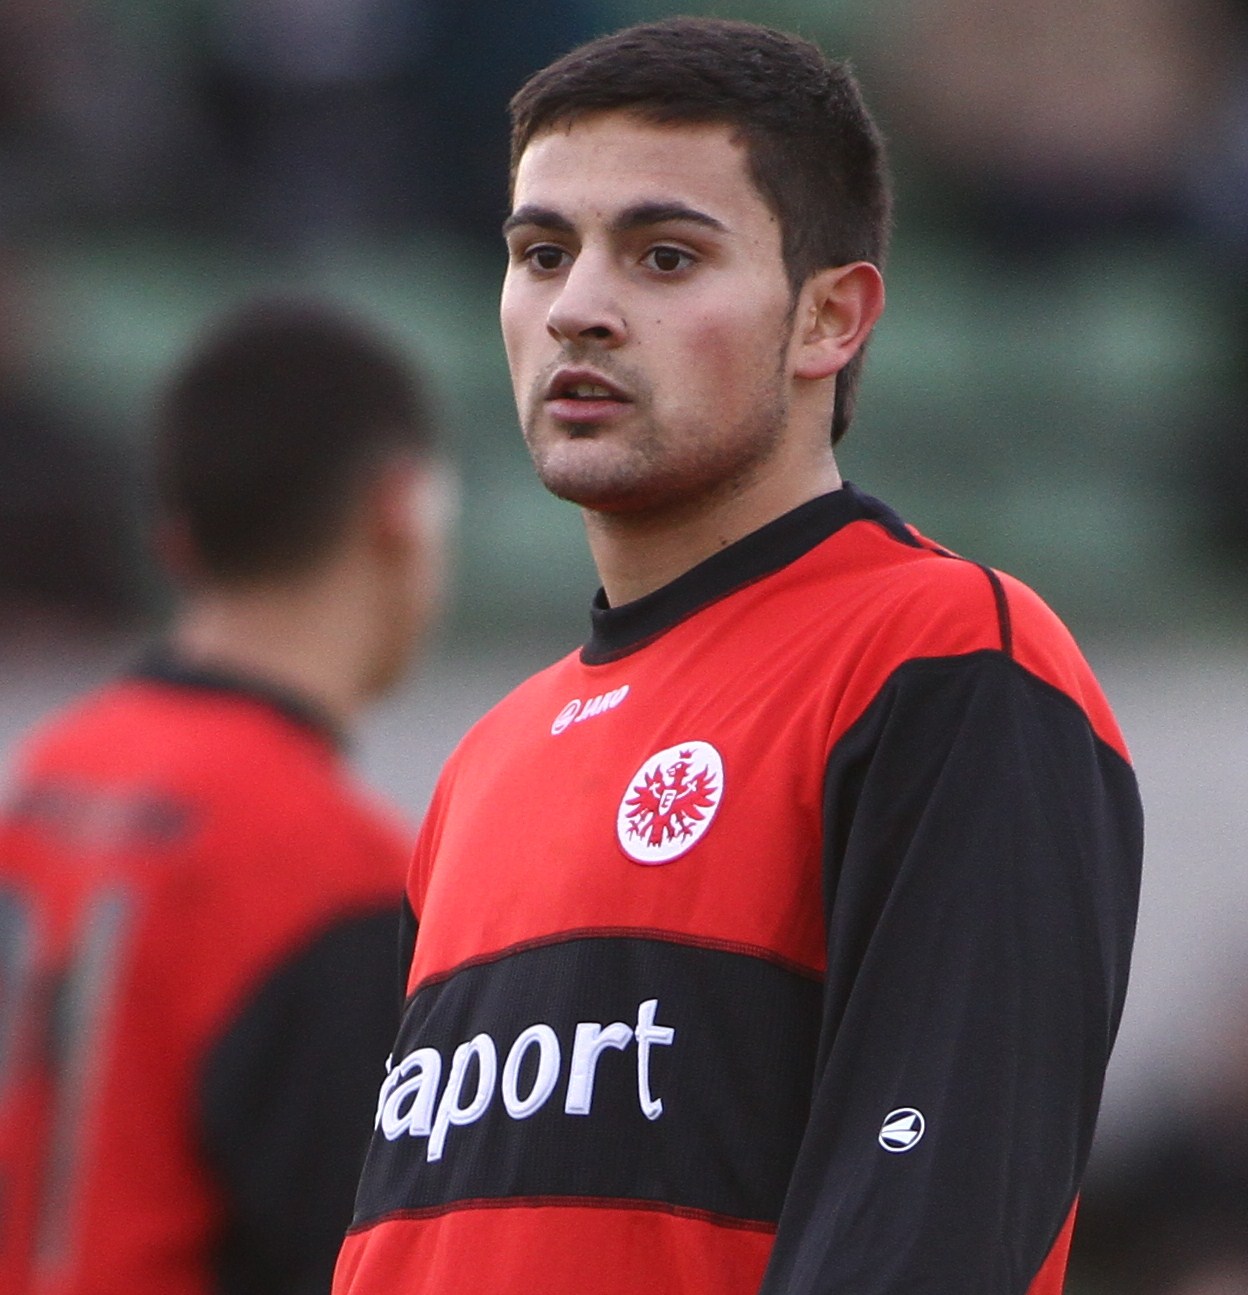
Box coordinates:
[878,1108,926,1153]
[616,740,724,865]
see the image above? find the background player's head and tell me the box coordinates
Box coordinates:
[155,298,449,701]
[508,16,892,444]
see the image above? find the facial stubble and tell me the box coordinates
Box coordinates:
[519,327,795,518]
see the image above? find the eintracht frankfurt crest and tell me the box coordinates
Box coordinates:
[617,741,724,864]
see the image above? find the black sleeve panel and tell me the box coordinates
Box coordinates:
[760,650,1143,1295]
[199,906,403,1295]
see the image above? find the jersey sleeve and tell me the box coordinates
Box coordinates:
[759,648,1142,1293]
[198,906,403,1295]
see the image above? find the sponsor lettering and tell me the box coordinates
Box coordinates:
[375,998,674,1161]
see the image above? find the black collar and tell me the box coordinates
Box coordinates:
[582,483,915,665]
[130,649,346,751]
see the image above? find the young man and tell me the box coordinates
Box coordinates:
[0,300,448,1295]
[336,18,1143,1294]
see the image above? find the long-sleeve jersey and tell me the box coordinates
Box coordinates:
[335,485,1143,1294]
[0,659,410,1295]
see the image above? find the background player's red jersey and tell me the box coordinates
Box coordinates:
[0,661,410,1295]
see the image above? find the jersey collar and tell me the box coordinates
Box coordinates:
[583,483,912,664]
[130,649,347,751]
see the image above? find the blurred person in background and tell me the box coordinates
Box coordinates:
[0,298,451,1295]
[335,17,1142,1295]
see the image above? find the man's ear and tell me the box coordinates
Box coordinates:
[370,455,459,557]
[791,261,885,382]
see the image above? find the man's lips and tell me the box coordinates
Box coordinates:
[543,369,633,423]
[545,367,630,401]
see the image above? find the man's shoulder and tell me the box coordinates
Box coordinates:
[8,676,399,849]
[7,678,145,773]
[838,544,1126,756]
[801,509,1079,660]
[449,647,587,749]
[779,518,1128,747]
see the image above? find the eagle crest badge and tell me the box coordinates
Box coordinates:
[616,741,724,864]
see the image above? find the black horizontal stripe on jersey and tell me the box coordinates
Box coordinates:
[352,934,822,1230]
[407,926,822,1001]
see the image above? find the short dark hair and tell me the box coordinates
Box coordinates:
[508,16,892,444]
[156,299,433,582]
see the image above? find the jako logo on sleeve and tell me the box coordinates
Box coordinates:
[375,998,675,1162]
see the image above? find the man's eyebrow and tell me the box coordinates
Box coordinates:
[502,205,573,237]
[612,202,728,235]
[502,201,728,238]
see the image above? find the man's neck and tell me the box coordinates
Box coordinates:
[166,577,371,732]
[585,463,842,607]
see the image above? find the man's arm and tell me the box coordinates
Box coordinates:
[761,649,1142,1293]
[199,906,403,1295]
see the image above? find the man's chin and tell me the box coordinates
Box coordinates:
[538,472,690,522]
[526,429,673,513]
[540,477,637,511]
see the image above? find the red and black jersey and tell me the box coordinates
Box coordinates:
[336,485,1143,1295]
[0,658,411,1295]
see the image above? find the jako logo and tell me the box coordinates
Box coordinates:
[375,998,674,1163]
[878,1107,926,1153]
[551,685,630,735]
[617,741,724,864]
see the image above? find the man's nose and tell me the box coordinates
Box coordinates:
[546,256,626,346]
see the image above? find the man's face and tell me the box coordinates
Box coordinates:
[501,113,801,518]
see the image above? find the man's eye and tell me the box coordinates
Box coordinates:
[645,246,693,273]
[524,245,568,271]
